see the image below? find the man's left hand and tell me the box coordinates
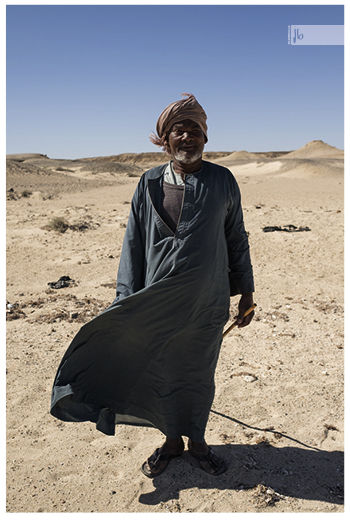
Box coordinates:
[234,292,255,328]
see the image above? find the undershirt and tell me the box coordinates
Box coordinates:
[159,181,184,233]
[159,162,202,233]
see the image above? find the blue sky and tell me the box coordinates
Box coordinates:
[6,3,344,159]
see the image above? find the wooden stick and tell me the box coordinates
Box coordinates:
[223,304,257,337]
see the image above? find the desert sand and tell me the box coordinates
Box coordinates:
[6,140,344,513]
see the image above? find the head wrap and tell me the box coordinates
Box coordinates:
[150,93,208,149]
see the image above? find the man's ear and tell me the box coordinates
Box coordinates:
[163,136,171,155]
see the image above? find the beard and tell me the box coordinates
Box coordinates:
[174,149,202,164]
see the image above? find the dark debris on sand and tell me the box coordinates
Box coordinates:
[262,225,311,233]
[6,293,108,324]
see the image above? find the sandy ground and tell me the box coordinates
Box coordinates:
[6,143,344,513]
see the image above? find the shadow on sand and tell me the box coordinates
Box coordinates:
[138,411,343,507]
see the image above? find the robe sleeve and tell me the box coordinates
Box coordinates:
[114,178,146,302]
[225,173,255,296]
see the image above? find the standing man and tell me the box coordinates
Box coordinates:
[51,93,254,478]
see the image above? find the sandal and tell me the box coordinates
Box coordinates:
[188,446,227,476]
[141,447,183,478]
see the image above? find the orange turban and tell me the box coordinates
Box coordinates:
[150,93,208,149]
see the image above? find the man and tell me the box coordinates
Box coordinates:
[50,93,254,478]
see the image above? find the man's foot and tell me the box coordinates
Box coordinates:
[188,439,227,476]
[141,437,184,478]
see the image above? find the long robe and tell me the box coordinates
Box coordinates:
[50,161,254,443]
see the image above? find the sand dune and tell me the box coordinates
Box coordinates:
[215,141,343,166]
[213,141,344,179]
[217,150,267,162]
[216,150,292,165]
[277,158,343,179]
[6,143,344,513]
[225,158,343,180]
[282,140,344,159]
[225,160,283,177]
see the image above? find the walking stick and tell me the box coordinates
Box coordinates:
[223,304,257,338]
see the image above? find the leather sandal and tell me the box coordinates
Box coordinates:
[188,446,227,476]
[141,447,183,478]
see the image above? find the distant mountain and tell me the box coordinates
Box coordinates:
[6,153,48,162]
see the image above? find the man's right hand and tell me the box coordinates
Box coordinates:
[234,292,255,328]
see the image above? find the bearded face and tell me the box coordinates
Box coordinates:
[167,120,205,164]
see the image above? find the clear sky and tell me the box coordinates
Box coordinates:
[6,3,344,159]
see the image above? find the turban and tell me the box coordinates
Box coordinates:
[150,93,208,149]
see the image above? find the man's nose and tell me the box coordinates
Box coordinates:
[182,132,192,140]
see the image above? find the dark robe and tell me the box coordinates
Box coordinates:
[50,161,254,443]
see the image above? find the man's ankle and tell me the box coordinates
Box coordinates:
[189,439,209,453]
[165,436,183,449]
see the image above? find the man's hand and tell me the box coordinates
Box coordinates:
[234,292,255,328]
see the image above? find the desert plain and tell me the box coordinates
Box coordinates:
[6,140,344,513]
